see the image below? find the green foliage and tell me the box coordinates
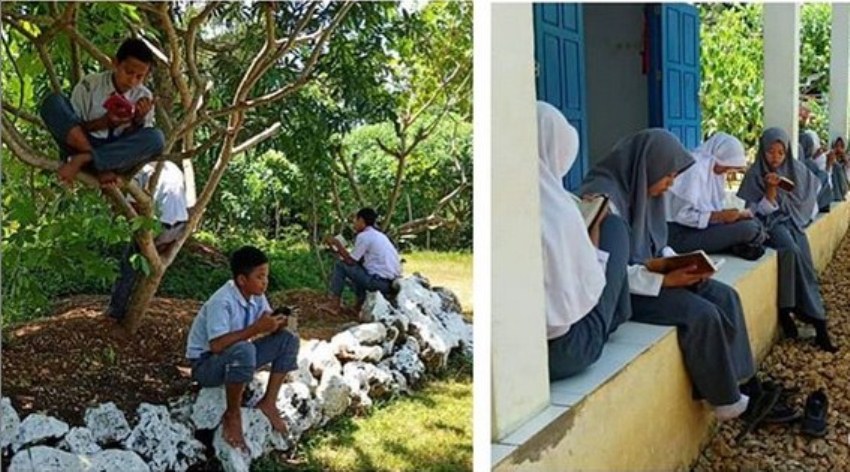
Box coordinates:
[700,3,835,153]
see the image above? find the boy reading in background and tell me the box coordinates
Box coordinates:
[39,37,164,188]
[185,246,298,450]
[321,208,402,315]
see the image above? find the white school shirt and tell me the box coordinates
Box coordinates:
[70,71,154,139]
[132,162,189,226]
[667,192,713,229]
[351,226,402,280]
[609,201,668,297]
[185,280,271,359]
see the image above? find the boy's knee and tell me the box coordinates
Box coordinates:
[147,128,165,154]
[39,93,65,118]
[228,341,256,367]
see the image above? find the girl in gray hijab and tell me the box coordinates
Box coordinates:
[830,137,849,201]
[799,130,834,212]
[580,129,788,421]
[737,128,837,352]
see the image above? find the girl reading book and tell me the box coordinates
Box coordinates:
[580,128,794,422]
[738,128,837,352]
[537,101,632,381]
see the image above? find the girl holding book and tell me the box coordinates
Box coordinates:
[665,133,767,260]
[579,129,791,421]
[537,101,633,381]
[738,128,837,352]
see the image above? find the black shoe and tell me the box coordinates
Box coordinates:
[778,309,799,340]
[737,379,781,442]
[801,390,828,437]
[730,243,766,261]
[813,319,839,353]
[761,381,802,424]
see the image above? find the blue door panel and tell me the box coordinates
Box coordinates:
[648,4,702,150]
[534,3,588,191]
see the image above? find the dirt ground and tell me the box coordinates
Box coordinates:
[1,290,356,426]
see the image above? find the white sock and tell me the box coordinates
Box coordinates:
[713,393,750,421]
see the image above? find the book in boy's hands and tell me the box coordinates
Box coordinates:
[777,176,795,192]
[578,194,609,228]
[645,250,721,275]
[103,94,134,117]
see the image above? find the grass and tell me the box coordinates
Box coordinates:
[255,359,472,472]
[402,251,473,315]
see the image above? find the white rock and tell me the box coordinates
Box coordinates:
[433,286,463,314]
[168,394,195,429]
[436,310,473,358]
[1,397,21,450]
[9,445,84,472]
[385,338,426,386]
[191,387,226,430]
[346,323,388,345]
[85,402,131,445]
[277,382,321,439]
[291,355,319,391]
[59,427,101,455]
[244,371,271,408]
[396,277,443,319]
[361,292,410,332]
[330,331,385,363]
[306,341,342,378]
[342,362,373,409]
[409,312,455,370]
[212,408,271,472]
[89,449,150,471]
[316,371,352,422]
[382,325,401,357]
[13,414,69,451]
[124,403,205,472]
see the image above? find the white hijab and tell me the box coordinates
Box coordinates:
[537,101,606,340]
[668,133,747,213]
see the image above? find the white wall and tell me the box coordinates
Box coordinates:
[491,3,550,442]
[584,3,649,163]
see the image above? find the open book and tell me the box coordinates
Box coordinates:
[645,250,724,276]
[777,176,795,192]
[326,234,348,255]
[577,194,609,228]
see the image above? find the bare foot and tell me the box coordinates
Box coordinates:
[221,409,247,452]
[257,399,288,436]
[98,171,121,189]
[57,159,82,187]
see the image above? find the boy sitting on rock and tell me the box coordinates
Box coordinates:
[321,207,402,315]
[185,246,298,450]
[39,37,165,188]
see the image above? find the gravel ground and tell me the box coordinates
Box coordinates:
[692,234,850,471]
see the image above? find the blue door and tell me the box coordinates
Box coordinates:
[648,4,701,150]
[534,3,588,191]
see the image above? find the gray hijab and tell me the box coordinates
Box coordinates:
[737,127,819,230]
[579,129,694,263]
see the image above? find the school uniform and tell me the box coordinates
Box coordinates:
[580,128,756,409]
[738,128,826,322]
[799,131,834,211]
[186,280,299,386]
[666,133,767,254]
[330,226,401,303]
[39,71,164,173]
[536,102,632,381]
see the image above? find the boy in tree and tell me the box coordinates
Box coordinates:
[321,207,402,315]
[185,246,297,450]
[39,37,164,188]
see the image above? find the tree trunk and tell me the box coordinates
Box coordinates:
[119,266,166,335]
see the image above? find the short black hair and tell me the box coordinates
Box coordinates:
[116,38,154,65]
[356,207,378,227]
[230,246,269,278]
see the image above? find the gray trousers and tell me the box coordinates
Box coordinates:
[40,93,164,173]
[329,261,393,304]
[832,166,848,201]
[631,279,755,406]
[191,331,300,386]
[767,222,826,320]
[667,219,766,254]
[548,215,632,381]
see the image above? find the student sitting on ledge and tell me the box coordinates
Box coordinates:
[536,101,632,381]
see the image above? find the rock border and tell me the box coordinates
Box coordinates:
[1,275,473,472]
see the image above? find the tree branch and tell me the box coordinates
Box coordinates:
[334,148,366,207]
[2,100,43,127]
[232,122,281,155]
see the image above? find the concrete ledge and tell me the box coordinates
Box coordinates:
[493,200,850,471]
